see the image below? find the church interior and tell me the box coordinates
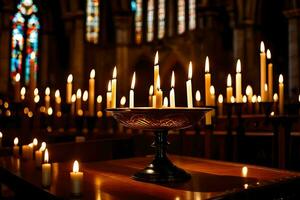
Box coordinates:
[0,0,300,199]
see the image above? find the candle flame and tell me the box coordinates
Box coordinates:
[210,85,215,95]
[97,95,102,103]
[279,74,283,83]
[45,87,50,96]
[28,143,33,148]
[205,56,209,73]
[243,95,247,103]
[14,137,19,145]
[131,72,136,89]
[112,66,117,79]
[252,95,257,103]
[195,90,201,101]
[267,49,271,59]
[47,107,53,115]
[55,90,60,98]
[33,138,38,146]
[270,111,275,116]
[0,132,2,138]
[34,88,39,96]
[15,73,20,82]
[171,71,175,88]
[231,96,235,103]
[163,97,169,107]
[30,52,36,60]
[149,85,154,96]
[90,69,95,79]
[20,87,26,96]
[120,96,126,106]
[83,90,88,101]
[264,83,268,92]
[242,166,248,177]
[108,80,112,92]
[154,51,159,65]
[260,41,265,53]
[39,142,46,151]
[71,94,76,102]
[76,89,82,98]
[273,93,278,102]
[246,85,252,96]
[299,94,300,103]
[218,94,223,103]
[34,95,40,103]
[227,74,232,87]
[188,61,192,79]
[44,149,49,163]
[257,96,262,103]
[73,160,79,173]
[236,59,241,73]
[157,75,161,90]
[67,74,73,83]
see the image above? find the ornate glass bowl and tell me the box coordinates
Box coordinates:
[107,107,212,183]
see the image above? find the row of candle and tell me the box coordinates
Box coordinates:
[12,136,83,194]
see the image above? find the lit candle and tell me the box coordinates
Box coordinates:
[111,67,117,108]
[226,74,233,103]
[245,85,253,103]
[205,56,211,106]
[264,84,269,102]
[22,143,33,160]
[186,61,193,108]
[252,95,258,113]
[35,142,46,168]
[42,149,51,187]
[267,49,273,101]
[106,81,112,109]
[195,90,201,107]
[273,93,278,114]
[149,85,154,107]
[242,95,247,103]
[120,96,126,108]
[169,71,176,108]
[210,86,215,106]
[231,96,236,103]
[55,90,61,115]
[129,72,136,108]
[66,74,73,104]
[279,74,284,115]
[217,94,223,116]
[70,160,83,195]
[163,97,169,107]
[242,166,248,177]
[96,95,102,117]
[15,73,21,102]
[34,88,39,96]
[45,87,50,111]
[260,41,267,102]
[76,89,82,115]
[154,51,159,96]
[20,87,26,101]
[33,138,38,151]
[236,59,242,102]
[0,132,2,147]
[156,75,163,108]
[13,137,19,157]
[71,94,76,115]
[89,69,95,116]
[82,90,88,116]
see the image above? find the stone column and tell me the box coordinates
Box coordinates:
[284,9,300,98]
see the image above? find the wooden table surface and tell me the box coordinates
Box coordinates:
[0,155,300,200]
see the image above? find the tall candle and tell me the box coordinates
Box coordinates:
[76,89,82,115]
[260,41,267,101]
[217,94,223,116]
[111,67,117,108]
[279,74,284,115]
[236,59,242,102]
[267,49,273,101]
[154,51,159,96]
[205,56,211,106]
[70,160,83,195]
[13,137,19,157]
[106,81,112,109]
[89,69,95,116]
[66,74,73,104]
[195,90,201,107]
[15,73,21,102]
[71,94,76,115]
[156,75,163,108]
[186,61,193,108]
[42,149,51,187]
[35,142,46,168]
[55,90,61,115]
[169,71,175,108]
[226,74,233,103]
[129,72,136,108]
[45,87,50,111]
[149,85,154,107]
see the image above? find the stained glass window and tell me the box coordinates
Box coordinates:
[86,0,100,44]
[134,0,143,44]
[178,0,185,34]
[147,0,154,42]
[158,0,165,39]
[189,0,196,30]
[11,0,39,83]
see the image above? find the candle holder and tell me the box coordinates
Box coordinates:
[107,107,211,183]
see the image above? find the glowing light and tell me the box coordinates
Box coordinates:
[195,90,201,101]
[131,72,136,89]
[120,96,126,106]
[97,95,102,103]
[90,69,95,79]
[227,74,232,87]
[205,56,209,73]
[218,94,223,103]
[260,41,265,53]
[73,160,79,173]
[67,74,73,83]
[267,49,271,59]
[44,149,49,163]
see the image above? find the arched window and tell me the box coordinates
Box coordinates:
[147,0,154,42]
[86,0,100,44]
[11,0,39,83]
[133,0,143,44]
[178,0,185,34]
[188,0,196,30]
[158,0,165,39]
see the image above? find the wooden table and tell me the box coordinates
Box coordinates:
[0,155,300,199]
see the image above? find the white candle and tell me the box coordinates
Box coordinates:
[129,72,136,108]
[42,149,51,187]
[45,87,50,111]
[70,160,83,195]
[186,61,193,108]
[111,67,117,108]
[235,59,242,102]
[66,74,73,103]
[156,75,163,108]
[169,71,175,108]
[205,56,211,106]
[89,69,95,116]
[163,97,169,107]
[13,137,19,157]
[154,51,159,96]
[267,50,273,101]
[149,85,154,107]
[260,42,267,101]
[279,74,284,115]
[35,142,46,168]
[217,94,223,116]
[106,81,112,109]
[226,74,233,103]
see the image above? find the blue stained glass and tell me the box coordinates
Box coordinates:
[131,0,137,12]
